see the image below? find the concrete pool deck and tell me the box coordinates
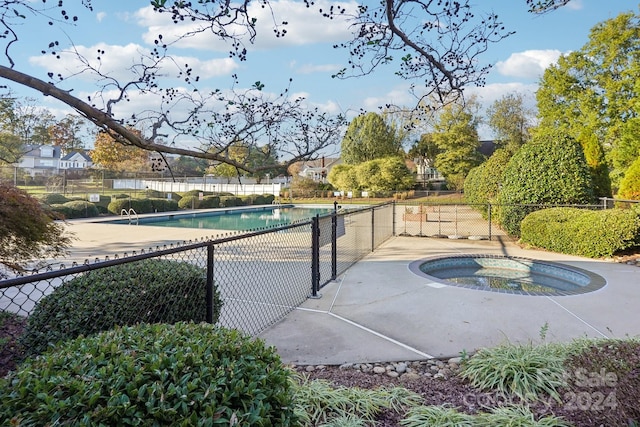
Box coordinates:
[259,236,640,365]
[60,220,640,365]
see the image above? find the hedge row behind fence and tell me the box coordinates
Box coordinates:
[520,207,640,258]
[21,259,222,356]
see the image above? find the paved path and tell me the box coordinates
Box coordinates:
[259,236,640,364]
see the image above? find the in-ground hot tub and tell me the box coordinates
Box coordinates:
[409,255,607,296]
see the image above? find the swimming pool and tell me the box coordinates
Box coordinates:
[106,205,335,231]
[409,255,607,296]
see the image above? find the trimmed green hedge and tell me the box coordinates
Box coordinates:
[21,259,222,356]
[497,131,595,236]
[520,207,640,257]
[3,323,296,426]
[219,195,244,208]
[36,193,69,205]
[107,198,177,214]
[50,200,100,219]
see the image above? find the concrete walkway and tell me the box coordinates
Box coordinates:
[259,236,640,365]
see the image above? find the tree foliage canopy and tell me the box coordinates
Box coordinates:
[487,93,533,153]
[497,130,595,236]
[536,9,640,193]
[0,183,72,277]
[328,156,413,194]
[432,101,483,190]
[340,112,404,165]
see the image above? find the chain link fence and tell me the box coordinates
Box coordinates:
[0,202,394,373]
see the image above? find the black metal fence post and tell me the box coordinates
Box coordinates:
[331,210,338,281]
[392,200,396,236]
[206,242,215,323]
[488,203,492,241]
[311,215,321,298]
[371,207,375,252]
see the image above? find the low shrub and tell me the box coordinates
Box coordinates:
[21,259,222,356]
[36,193,69,205]
[520,207,640,257]
[148,197,179,212]
[51,200,99,219]
[178,194,200,209]
[91,194,111,214]
[200,195,221,209]
[2,323,296,426]
[220,195,244,207]
[107,198,153,214]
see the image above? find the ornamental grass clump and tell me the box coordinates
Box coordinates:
[1,323,297,426]
[401,404,570,427]
[292,373,422,425]
[459,342,568,402]
[21,259,222,356]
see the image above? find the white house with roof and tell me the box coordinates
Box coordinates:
[17,144,93,176]
[298,157,341,183]
[59,151,93,171]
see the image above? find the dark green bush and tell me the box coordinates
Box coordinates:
[497,131,595,236]
[148,197,179,212]
[36,193,69,205]
[521,207,640,257]
[200,195,221,208]
[91,195,111,214]
[2,323,296,426]
[48,203,72,219]
[111,193,131,199]
[58,200,100,219]
[178,194,200,209]
[107,198,154,214]
[220,195,244,207]
[464,148,512,211]
[21,259,222,356]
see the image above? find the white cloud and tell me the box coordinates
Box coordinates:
[96,12,107,22]
[495,49,563,79]
[294,63,342,75]
[134,0,357,52]
[566,0,584,11]
[29,42,238,82]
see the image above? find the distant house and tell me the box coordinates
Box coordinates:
[298,157,341,183]
[59,151,93,171]
[17,144,62,176]
[17,145,93,176]
[414,140,496,187]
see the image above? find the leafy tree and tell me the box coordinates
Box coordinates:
[0,182,71,277]
[0,132,22,164]
[464,148,513,207]
[536,10,640,194]
[170,155,208,176]
[328,156,413,194]
[90,130,150,173]
[497,130,595,236]
[327,164,359,192]
[618,157,640,200]
[47,114,88,152]
[208,162,238,184]
[340,112,404,165]
[486,93,533,153]
[432,101,484,190]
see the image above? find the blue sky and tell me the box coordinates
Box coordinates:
[4,0,638,146]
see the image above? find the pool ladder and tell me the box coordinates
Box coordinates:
[120,208,139,225]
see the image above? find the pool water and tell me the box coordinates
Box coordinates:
[434,267,580,294]
[122,206,334,231]
[410,255,606,296]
